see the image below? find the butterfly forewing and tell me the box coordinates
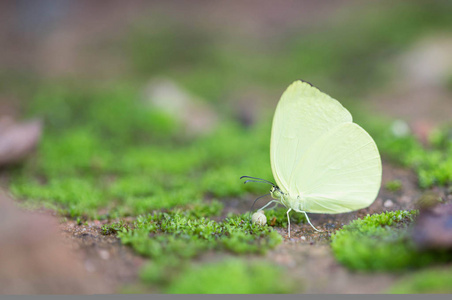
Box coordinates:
[270,81,352,194]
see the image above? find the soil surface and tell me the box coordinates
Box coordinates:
[0,159,432,294]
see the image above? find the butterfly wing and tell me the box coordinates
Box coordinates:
[270,81,352,194]
[291,122,382,213]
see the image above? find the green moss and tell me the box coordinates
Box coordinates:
[385,180,402,192]
[388,267,452,293]
[163,258,297,294]
[116,209,282,290]
[118,210,282,258]
[331,210,452,271]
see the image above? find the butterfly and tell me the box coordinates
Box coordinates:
[242,80,382,237]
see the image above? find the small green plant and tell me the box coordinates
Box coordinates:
[101,220,130,235]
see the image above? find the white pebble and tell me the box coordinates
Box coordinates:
[384,199,394,207]
[98,249,110,260]
[251,210,267,226]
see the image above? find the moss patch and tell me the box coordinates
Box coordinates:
[117,210,282,258]
[9,83,274,218]
[113,209,283,291]
[331,210,452,271]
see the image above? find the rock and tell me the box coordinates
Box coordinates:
[0,117,42,166]
[412,202,452,250]
[383,199,394,208]
[416,191,442,210]
[0,191,109,294]
[142,78,218,135]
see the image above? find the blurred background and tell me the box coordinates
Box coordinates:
[1,0,452,294]
[1,0,452,122]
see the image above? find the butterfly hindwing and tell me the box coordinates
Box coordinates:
[291,122,382,213]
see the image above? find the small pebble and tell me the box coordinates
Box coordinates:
[251,210,267,226]
[84,261,95,273]
[98,249,110,260]
[384,199,394,208]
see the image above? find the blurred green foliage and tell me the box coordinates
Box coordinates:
[125,0,452,100]
[389,267,452,293]
[385,180,403,192]
[365,119,452,188]
[10,84,273,218]
[163,258,297,294]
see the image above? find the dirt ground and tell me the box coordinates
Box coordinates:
[1,158,439,294]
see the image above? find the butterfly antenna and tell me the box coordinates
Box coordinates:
[240,176,275,186]
[243,180,274,185]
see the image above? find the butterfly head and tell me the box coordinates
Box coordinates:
[270,186,282,200]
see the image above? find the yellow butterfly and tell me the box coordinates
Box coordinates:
[243,80,382,237]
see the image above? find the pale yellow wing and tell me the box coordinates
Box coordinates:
[270,81,352,193]
[292,122,382,213]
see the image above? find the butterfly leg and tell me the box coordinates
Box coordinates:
[268,201,280,210]
[302,211,322,232]
[258,200,280,211]
[286,208,292,237]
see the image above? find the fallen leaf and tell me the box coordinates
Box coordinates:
[270,216,277,226]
